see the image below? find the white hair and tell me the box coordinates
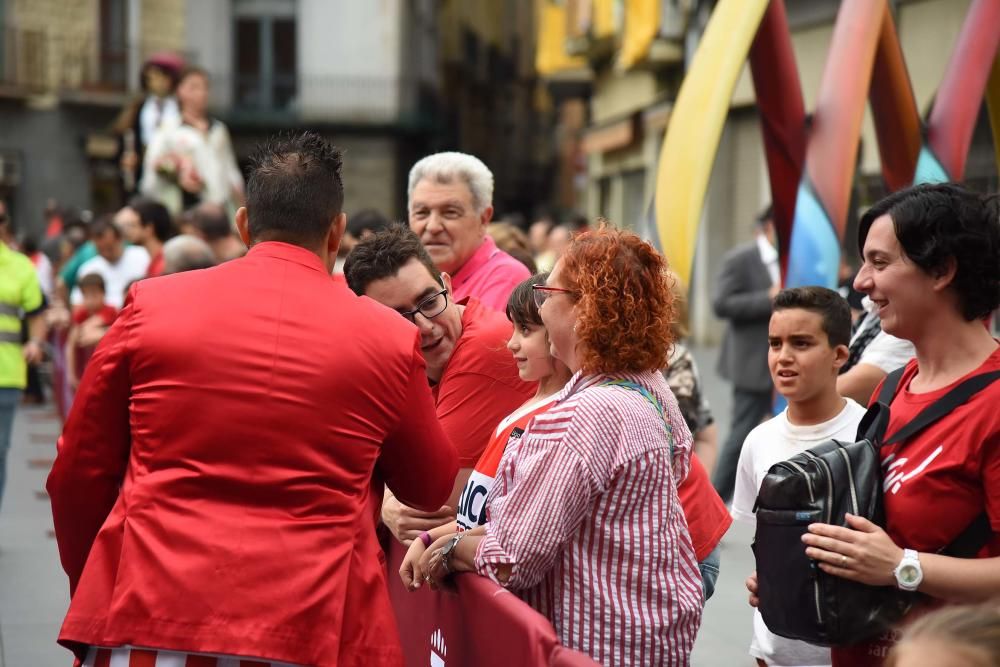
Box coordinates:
[407,152,494,213]
[162,234,216,274]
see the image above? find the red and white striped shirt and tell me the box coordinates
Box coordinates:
[475,370,704,666]
[82,647,304,667]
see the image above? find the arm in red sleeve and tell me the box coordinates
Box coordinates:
[379,336,459,512]
[46,287,136,595]
[436,371,522,467]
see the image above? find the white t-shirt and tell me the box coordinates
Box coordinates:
[71,246,150,308]
[852,297,915,373]
[732,397,867,667]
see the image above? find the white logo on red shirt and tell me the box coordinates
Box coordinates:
[882,445,944,495]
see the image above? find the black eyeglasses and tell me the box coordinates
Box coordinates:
[399,288,449,323]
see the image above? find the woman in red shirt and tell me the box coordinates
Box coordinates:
[798,183,1000,666]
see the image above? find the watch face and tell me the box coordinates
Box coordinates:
[899,564,920,585]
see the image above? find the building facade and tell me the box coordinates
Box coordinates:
[0,0,186,235]
[539,0,997,344]
[184,0,550,221]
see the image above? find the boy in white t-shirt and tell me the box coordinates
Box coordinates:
[734,286,867,667]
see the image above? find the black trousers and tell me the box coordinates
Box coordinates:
[712,388,773,504]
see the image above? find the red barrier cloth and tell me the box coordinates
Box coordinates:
[386,539,598,667]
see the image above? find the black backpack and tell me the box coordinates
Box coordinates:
[752,367,1000,647]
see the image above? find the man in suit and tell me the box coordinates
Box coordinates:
[48,132,458,667]
[712,206,779,504]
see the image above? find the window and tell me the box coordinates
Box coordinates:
[234,0,297,111]
[99,0,128,89]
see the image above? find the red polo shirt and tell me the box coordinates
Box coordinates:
[433,297,536,466]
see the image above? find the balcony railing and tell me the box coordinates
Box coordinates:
[0,24,187,99]
[0,26,49,93]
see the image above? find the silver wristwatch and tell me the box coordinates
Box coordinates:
[440,533,466,575]
[893,548,923,591]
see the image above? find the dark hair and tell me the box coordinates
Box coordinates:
[78,272,106,293]
[128,196,175,242]
[346,209,392,239]
[344,225,439,296]
[858,183,1000,321]
[756,204,774,227]
[186,202,232,241]
[773,286,851,348]
[560,213,590,232]
[506,273,548,328]
[246,132,345,247]
[90,215,122,239]
[19,234,38,255]
[139,55,182,91]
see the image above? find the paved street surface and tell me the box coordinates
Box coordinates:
[690,345,756,667]
[0,405,69,667]
[0,345,757,666]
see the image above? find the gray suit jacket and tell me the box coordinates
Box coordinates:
[713,240,774,392]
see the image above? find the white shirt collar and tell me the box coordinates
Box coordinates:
[756,233,778,265]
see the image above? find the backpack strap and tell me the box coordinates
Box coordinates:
[883,371,1000,446]
[599,379,673,458]
[876,366,908,405]
[941,512,994,558]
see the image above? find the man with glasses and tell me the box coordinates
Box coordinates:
[346,225,535,544]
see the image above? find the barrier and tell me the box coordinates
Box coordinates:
[385,538,600,667]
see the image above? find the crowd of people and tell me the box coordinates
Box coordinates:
[0,128,997,667]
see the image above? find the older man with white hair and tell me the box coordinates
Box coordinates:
[408,152,530,312]
[162,234,216,274]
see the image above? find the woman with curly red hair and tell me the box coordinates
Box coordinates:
[419,226,704,666]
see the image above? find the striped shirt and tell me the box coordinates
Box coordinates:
[83,647,303,667]
[475,370,704,666]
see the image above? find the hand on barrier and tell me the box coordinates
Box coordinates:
[400,538,429,590]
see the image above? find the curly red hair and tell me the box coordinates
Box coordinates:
[560,225,676,374]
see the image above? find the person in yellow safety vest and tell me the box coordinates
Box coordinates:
[0,201,46,511]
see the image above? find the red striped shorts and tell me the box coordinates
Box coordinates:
[83,646,305,667]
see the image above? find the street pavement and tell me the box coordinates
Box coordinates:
[0,405,69,667]
[0,345,758,666]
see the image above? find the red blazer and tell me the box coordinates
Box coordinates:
[47,242,458,667]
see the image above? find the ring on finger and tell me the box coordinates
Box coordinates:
[840,554,848,567]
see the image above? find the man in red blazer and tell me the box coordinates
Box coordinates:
[47,133,458,667]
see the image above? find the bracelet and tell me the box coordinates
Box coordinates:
[419,531,433,548]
